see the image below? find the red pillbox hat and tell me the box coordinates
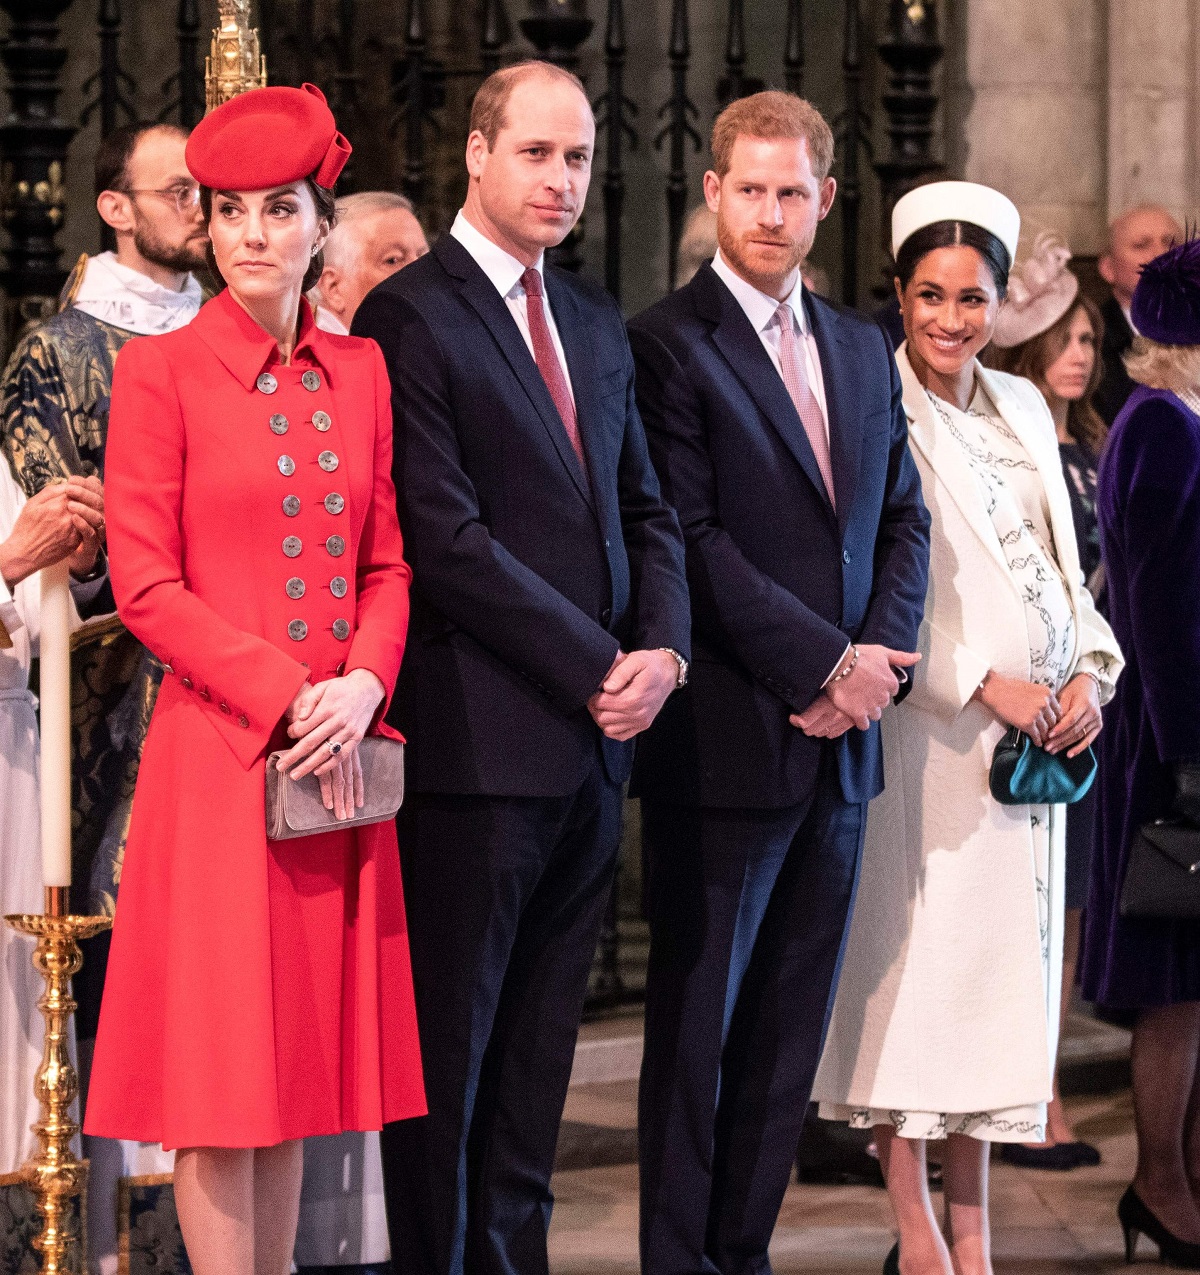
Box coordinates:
[186,83,351,191]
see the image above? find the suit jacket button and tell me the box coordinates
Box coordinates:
[163,663,174,674]
[238,714,250,728]
[601,607,612,624]
[289,619,309,641]
[330,575,348,598]
[269,413,289,435]
[199,687,211,702]
[257,372,278,394]
[312,410,332,432]
[278,455,296,477]
[336,661,346,675]
[283,495,301,517]
[181,676,193,689]
[843,549,852,564]
[324,492,345,515]
[283,535,303,558]
[332,618,350,640]
[286,577,306,599]
[325,534,346,557]
[219,701,231,714]
[302,370,322,392]
[318,450,339,473]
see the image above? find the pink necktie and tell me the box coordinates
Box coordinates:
[774,302,835,508]
[521,267,589,480]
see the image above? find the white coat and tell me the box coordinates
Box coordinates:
[813,347,1123,1119]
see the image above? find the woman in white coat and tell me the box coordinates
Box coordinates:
[0,463,103,1176]
[813,183,1123,1275]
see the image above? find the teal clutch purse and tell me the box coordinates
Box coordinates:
[988,727,1097,806]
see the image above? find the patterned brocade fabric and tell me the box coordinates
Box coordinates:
[0,306,163,919]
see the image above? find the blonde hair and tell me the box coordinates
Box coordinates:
[469,60,588,149]
[710,91,834,181]
[1124,337,1200,393]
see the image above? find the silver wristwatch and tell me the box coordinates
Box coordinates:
[658,647,689,689]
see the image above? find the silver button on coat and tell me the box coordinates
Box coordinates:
[332,618,350,641]
[277,455,296,477]
[288,619,309,641]
[330,575,348,599]
[286,577,306,599]
[318,450,339,473]
[269,413,289,435]
[257,372,278,394]
[324,492,345,515]
[325,535,346,557]
[282,495,301,517]
[302,370,321,391]
[312,410,332,432]
[282,536,302,558]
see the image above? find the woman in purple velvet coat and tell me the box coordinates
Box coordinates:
[1081,239,1200,1268]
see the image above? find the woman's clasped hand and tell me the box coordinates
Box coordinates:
[974,670,1101,753]
[275,668,387,820]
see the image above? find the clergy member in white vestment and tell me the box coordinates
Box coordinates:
[0,461,105,1176]
[813,183,1123,1275]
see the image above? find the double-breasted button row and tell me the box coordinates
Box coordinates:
[282,575,347,600]
[268,410,333,436]
[280,535,345,559]
[289,617,349,641]
[284,493,342,517]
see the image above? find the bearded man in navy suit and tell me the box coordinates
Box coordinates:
[630,92,931,1275]
[353,59,690,1275]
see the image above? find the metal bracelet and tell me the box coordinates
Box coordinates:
[831,644,859,684]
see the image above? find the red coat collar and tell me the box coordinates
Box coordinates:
[191,288,338,390]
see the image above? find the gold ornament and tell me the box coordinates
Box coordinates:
[6,889,113,1275]
[205,0,268,114]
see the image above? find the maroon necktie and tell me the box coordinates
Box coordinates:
[521,267,588,478]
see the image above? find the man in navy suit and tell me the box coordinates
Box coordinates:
[352,60,690,1275]
[630,92,930,1275]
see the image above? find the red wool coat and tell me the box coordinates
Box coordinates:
[84,290,426,1149]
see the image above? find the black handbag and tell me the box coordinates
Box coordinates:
[988,727,1097,806]
[1119,819,1200,919]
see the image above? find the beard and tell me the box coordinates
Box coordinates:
[133,213,208,275]
[716,218,808,292]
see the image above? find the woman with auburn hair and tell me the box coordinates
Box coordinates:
[83,84,425,1275]
[987,236,1107,1170]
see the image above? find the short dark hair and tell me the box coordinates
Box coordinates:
[199,177,338,294]
[894,220,1012,298]
[94,122,187,199]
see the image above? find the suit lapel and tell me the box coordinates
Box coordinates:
[545,273,605,511]
[897,344,1014,584]
[806,292,861,537]
[977,362,1082,593]
[703,269,835,519]
[435,237,594,511]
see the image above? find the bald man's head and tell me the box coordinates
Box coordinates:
[1100,204,1183,309]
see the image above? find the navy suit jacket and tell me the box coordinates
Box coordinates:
[629,264,930,809]
[352,235,690,797]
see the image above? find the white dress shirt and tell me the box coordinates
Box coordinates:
[312,304,350,336]
[710,250,829,440]
[450,211,576,406]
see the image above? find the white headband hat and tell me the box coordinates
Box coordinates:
[891,180,1021,264]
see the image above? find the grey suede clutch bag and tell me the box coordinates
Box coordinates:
[265,736,405,841]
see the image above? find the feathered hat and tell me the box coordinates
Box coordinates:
[1131,233,1200,346]
[991,232,1079,349]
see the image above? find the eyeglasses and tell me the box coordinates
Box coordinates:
[122,183,202,216]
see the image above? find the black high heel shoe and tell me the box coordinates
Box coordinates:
[1118,1186,1200,1268]
[883,1242,899,1275]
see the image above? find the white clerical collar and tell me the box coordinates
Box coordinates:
[71,251,201,335]
[312,304,350,336]
[451,210,544,300]
[1120,299,1138,337]
[711,250,808,337]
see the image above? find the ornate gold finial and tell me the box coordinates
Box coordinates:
[205,0,268,114]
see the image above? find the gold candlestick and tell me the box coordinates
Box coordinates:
[5,889,113,1275]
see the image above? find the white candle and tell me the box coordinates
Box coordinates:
[39,559,72,889]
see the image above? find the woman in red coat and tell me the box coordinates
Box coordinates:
[84,85,425,1275]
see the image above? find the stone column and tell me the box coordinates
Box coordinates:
[948,0,1108,256]
[1106,0,1198,226]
